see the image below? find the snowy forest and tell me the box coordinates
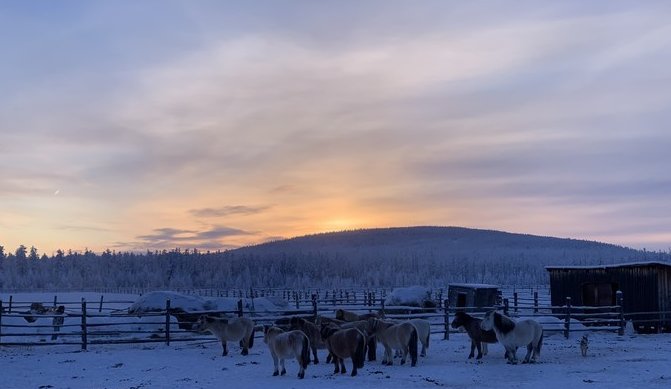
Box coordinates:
[1,227,669,290]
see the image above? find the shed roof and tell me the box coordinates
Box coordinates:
[545,261,671,271]
[448,283,499,289]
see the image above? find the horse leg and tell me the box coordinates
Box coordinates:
[367,336,377,361]
[400,345,408,365]
[280,358,286,376]
[476,340,484,359]
[312,344,319,364]
[508,347,519,365]
[272,353,280,376]
[340,358,347,375]
[297,355,305,379]
[222,341,228,356]
[333,356,341,374]
[351,358,358,377]
[483,342,488,356]
[384,345,393,365]
[523,343,533,364]
[469,340,476,359]
[420,339,426,358]
[241,337,249,356]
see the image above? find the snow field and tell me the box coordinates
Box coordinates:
[3,331,671,389]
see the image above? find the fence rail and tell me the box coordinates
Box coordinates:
[0,289,653,350]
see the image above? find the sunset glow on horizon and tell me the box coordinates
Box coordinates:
[2,1,671,254]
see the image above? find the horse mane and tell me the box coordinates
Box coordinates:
[493,312,515,334]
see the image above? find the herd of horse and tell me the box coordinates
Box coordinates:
[193,308,545,379]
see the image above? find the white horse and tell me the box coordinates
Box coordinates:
[195,315,255,356]
[480,311,543,364]
[263,326,311,379]
[368,318,418,366]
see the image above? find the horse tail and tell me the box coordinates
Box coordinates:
[301,334,311,369]
[248,325,255,349]
[409,327,418,367]
[354,332,366,369]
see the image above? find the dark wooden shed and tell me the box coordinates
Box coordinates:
[448,283,500,312]
[546,261,671,332]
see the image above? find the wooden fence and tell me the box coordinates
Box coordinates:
[0,289,642,350]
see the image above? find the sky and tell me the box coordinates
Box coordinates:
[1,1,671,254]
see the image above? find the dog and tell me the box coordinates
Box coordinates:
[580,335,589,357]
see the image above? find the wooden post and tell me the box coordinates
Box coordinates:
[564,297,572,339]
[438,289,443,309]
[381,299,386,317]
[53,295,57,309]
[503,298,509,316]
[237,299,244,317]
[99,295,104,313]
[311,294,318,321]
[443,299,450,340]
[616,291,624,336]
[534,291,539,314]
[165,299,171,346]
[513,292,518,313]
[332,289,336,306]
[294,292,299,310]
[0,300,3,344]
[81,298,88,351]
[8,295,12,313]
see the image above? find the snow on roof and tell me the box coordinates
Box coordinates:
[545,261,671,270]
[448,283,499,289]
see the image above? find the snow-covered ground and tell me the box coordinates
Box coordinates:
[3,331,670,389]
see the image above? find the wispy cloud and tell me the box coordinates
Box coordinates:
[189,205,271,218]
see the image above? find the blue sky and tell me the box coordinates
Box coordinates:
[2,1,671,253]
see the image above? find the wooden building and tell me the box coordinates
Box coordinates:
[447,283,500,312]
[546,261,671,332]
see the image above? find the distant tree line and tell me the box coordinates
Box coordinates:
[1,229,669,290]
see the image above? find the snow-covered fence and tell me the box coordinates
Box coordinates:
[0,289,641,350]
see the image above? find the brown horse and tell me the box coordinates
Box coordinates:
[368,318,418,366]
[320,325,367,376]
[263,326,311,379]
[195,315,255,356]
[335,309,384,322]
[338,319,378,361]
[289,316,327,364]
[451,311,498,359]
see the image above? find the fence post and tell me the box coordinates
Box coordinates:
[503,298,509,316]
[564,296,571,339]
[237,299,244,317]
[294,292,299,310]
[534,291,539,314]
[332,289,336,306]
[381,299,386,317]
[53,295,57,309]
[99,295,104,313]
[438,289,443,309]
[443,299,450,340]
[165,299,171,346]
[513,292,518,313]
[616,291,624,336]
[0,300,3,344]
[81,298,88,351]
[8,295,12,313]
[311,294,318,321]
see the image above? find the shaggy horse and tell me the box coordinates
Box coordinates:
[263,326,311,379]
[451,312,498,359]
[480,311,543,364]
[195,315,255,356]
[319,325,367,376]
[289,316,327,364]
[368,318,418,367]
